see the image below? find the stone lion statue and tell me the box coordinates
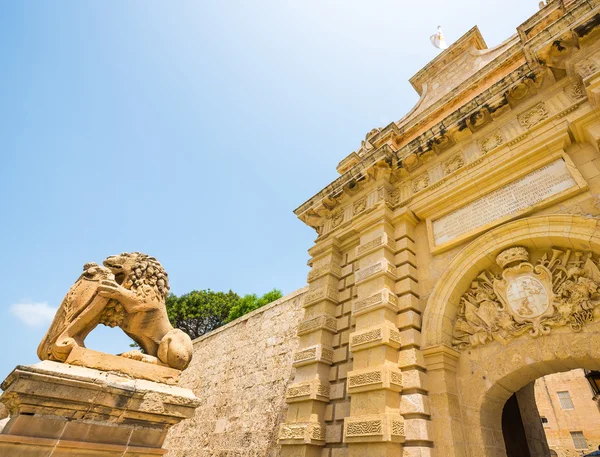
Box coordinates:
[37,252,193,371]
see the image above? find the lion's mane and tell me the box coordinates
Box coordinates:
[122,252,170,301]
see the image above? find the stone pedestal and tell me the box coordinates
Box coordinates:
[0,361,199,457]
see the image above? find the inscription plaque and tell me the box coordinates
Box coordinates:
[432,159,577,246]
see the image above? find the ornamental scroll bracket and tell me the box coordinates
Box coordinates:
[452,246,600,350]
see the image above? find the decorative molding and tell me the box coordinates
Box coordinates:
[350,323,402,351]
[297,315,337,336]
[507,131,531,146]
[574,58,599,79]
[304,285,339,307]
[443,154,464,176]
[286,379,331,403]
[293,344,334,367]
[296,6,599,234]
[355,260,397,285]
[355,234,396,259]
[477,131,504,154]
[570,81,586,100]
[352,289,399,316]
[347,366,403,393]
[307,263,342,282]
[453,246,600,349]
[556,102,583,119]
[506,79,538,107]
[467,107,493,132]
[343,414,405,443]
[353,197,367,216]
[278,422,326,444]
[412,173,430,194]
[347,419,382,436]
[332,211,345,229]
[518,102,549,129]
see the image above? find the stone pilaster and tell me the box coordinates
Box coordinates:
[393,209,434,457]
[344,210,407,457]
[422,345,462,457]
[0,361,199,457]
[279,238,341,457]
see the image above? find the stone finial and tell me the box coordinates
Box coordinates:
[37,252,193,384]
[496,247,529,269]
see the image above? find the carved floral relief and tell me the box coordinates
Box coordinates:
[478,132,504,154]
[443,154,465,176]
[332,211,345,228]
[574,58,599,79]
[570,81,585,100]
[453,247,600,349]
[518,102,550,129]
[412,173,430,194]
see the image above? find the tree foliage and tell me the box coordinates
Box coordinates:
[164,288,283,340]
[166,289,240,340]
[226,289,283,323]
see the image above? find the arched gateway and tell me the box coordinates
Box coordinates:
[160,2,600,457]
[285,1,600,457]
[422,215,600,457]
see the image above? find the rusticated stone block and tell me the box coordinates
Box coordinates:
[349,323,402,352]
[286,379,331,403]
[293,344,334,367]
[398,348,426,370]
[343,414,405,443]
[278,422,326,445]
[352,289,399,317]
[347,366,403,394]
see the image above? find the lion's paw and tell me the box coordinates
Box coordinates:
[120,350,144,361]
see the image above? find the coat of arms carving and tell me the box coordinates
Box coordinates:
[453,246,600,349]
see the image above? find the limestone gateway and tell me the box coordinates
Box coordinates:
[5,1,600,457]
[171,1,600,456]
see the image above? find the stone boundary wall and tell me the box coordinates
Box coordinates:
[165,286,308,457]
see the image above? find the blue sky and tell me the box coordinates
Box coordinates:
[0,1,539,380]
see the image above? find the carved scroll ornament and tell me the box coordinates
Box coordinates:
[453,247,600,349]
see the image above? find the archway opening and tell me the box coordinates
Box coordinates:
[420,215,600,457]
[499,369,600,457]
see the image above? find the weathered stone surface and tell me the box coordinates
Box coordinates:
[535,369,600,455]
[0,361,199,457]
[290,2,600,456]
[164,288,307,457]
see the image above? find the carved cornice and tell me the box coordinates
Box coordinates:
[295,64,544,233]
[294,0,600,235]
[295,146,396,229]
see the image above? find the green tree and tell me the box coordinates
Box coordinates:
[226,288,283,323]
[166,289,240,339]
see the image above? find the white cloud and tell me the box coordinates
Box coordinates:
[9,302,57,328]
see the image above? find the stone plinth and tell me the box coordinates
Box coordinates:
[0,361,200,457]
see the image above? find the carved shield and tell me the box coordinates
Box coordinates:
[494,262,555,328]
